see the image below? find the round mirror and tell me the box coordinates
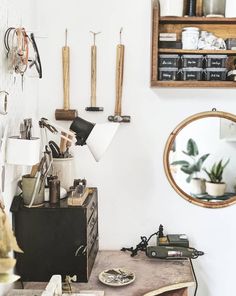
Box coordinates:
[164,110,236,208]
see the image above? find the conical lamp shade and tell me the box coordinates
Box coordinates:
[86,123,119,161]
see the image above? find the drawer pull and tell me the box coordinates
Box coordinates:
[75,245,87,256]
[89,217,96,229]
[90,201,96,212]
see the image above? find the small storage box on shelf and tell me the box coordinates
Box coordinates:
[151,0,236,88]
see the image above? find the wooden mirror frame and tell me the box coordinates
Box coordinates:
[163,110,236,209]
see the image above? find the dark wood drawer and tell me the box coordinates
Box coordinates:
[11,188,99,283]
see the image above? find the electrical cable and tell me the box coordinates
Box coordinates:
[190,258,198,296]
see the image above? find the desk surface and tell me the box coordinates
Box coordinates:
[22,250,195,296]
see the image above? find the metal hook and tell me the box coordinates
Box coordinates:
[65,28,68,46]
[90,31,101,46]
[119,27,123,44]
[212,108,217,112]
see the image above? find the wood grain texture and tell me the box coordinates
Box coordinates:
[151,0,159,82]
[159,49,236,55]
[160,17,236,23]
[91,45,97,107]
[55,108,78,121]
[151,81,236,88]
[62,46,70,110]
[115,44,125,115]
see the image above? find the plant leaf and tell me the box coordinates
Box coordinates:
[187,139,199,156]
[181,164,198,175]
[171,160,190,166]
[196,153,210,171]
[186,174,194,183]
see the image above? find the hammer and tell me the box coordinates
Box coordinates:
[55,29,78,121]
[108,28,130,123]
[85,31,103,112]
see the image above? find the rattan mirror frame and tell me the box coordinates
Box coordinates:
[163,110,236,208]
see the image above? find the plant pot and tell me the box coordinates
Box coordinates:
[191,178,206,195]
[159,0,184,17]
[206,181,226,197]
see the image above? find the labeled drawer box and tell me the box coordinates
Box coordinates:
[159,54,180,68]
[10,188,98,283]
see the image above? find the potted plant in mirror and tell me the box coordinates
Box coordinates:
[171,138,210,195]
[203,159,230,197]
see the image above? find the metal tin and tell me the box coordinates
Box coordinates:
[159,54,180,68]
[181,54,204,68]
[205,68,228,81]
[159,67,179,81]
[205,55,228,68]
[180,68,203,81]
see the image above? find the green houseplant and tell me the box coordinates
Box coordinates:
[171,138,209,194]
[203,159,230,197]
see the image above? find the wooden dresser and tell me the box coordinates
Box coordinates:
[10,188,98,282]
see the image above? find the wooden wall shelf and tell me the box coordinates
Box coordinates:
[151,81,236,88]
[159,49,236,55]
[151,0,236,88]
[160,17,236,24]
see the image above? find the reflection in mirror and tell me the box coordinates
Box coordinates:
[164,112,236,208]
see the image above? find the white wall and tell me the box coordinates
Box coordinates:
[36,0,236,295]
[0,0,38,295]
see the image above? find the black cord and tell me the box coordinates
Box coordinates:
[30,33,42,78]
[121,230,159,256]
[190,258,198,296]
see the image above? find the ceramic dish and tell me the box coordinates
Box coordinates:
[98,268,135,287]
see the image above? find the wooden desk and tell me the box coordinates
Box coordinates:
[20,250,195,296]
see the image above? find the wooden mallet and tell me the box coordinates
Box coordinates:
[86,31,103,112]
[55,29,78,121]
[108,28,130,123]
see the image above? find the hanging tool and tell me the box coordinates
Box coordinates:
[85,31,103,112]
[108,28,130,123]
[55,29,78,121]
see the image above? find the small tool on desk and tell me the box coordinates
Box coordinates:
[121,224,204,259]
[108,28,130,123]
[68,179,92,206]
[86,31,103,112]
[55,29,78,121]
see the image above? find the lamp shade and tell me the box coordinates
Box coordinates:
[86,123,119,161]
[70,117,119,161]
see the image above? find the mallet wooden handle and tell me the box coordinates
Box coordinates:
[91,45,97,107]
[115,44,124,116]
[62,45,70,111]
